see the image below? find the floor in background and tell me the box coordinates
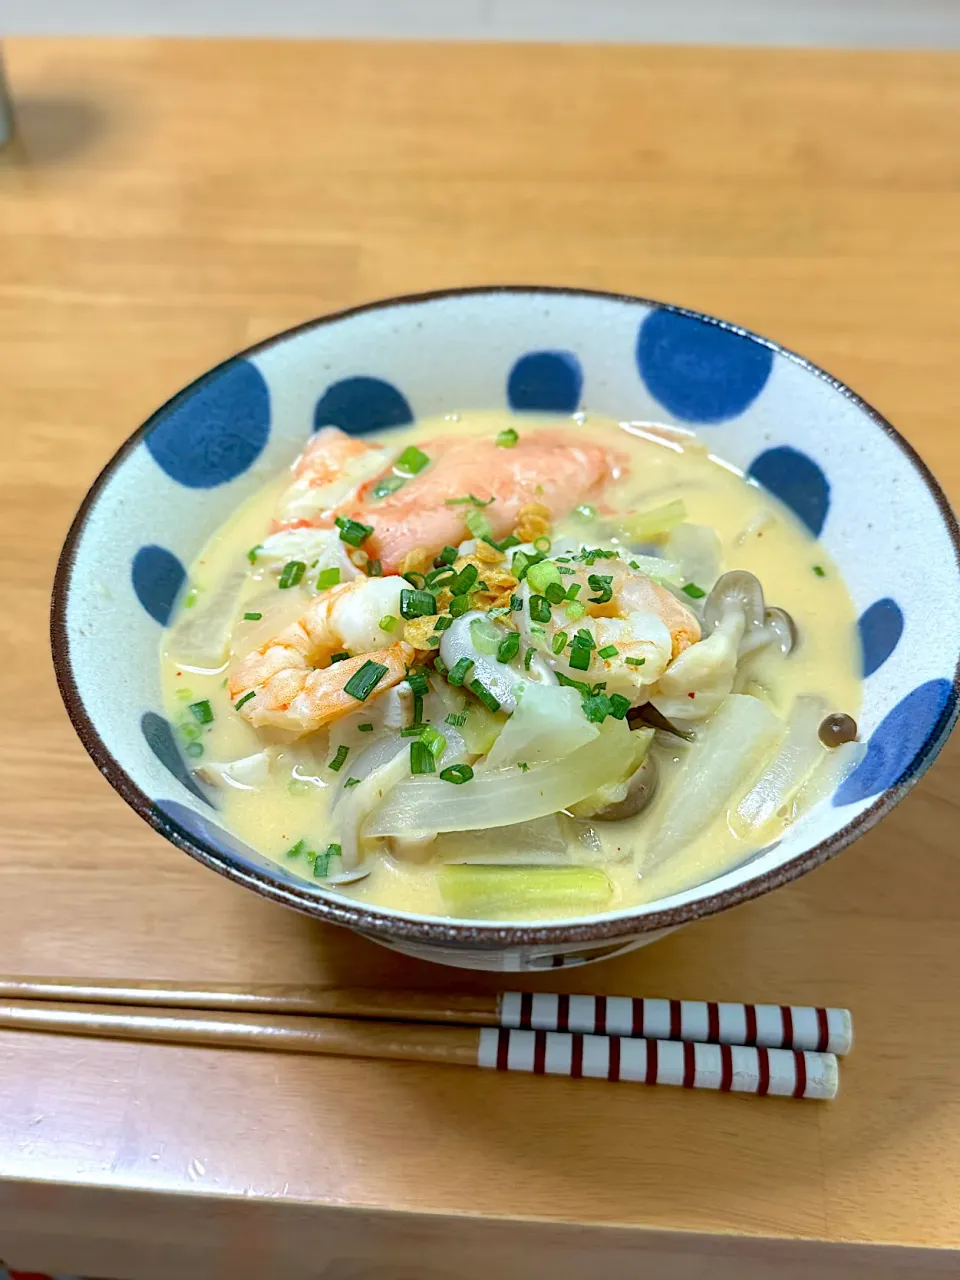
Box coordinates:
[4,0,960,47]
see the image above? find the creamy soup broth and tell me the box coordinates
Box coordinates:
[161,411,860,921]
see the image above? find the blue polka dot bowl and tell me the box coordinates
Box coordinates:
[51,288,960,972]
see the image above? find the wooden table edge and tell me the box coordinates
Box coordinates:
[1,1175,959,1278]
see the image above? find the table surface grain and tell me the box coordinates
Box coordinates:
[2,35,960,1276]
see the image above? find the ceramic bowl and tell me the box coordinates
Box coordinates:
[51,287,960,971]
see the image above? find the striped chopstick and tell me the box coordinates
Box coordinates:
[0,998,838,1100]
[499,992,853,1056]
[0,978,853,1057]
[480,1027,837,1100]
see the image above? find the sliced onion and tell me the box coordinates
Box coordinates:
[644,694,782,863]
[331,744,410,872]
[366,716,633,839]
[792,739,866,816]
[168,570,248,669]
[486,683,598,769]
[437,816,571,866]
[731,695,828,835]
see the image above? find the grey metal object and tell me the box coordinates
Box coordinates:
[0,48,13,150]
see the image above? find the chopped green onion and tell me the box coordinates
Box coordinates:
[410,739,436,774]
[174,687,194,702]
[358,722,374,732]
[510,593,523,612]
[234,690,256,711]
[598,644,618,660]
[581,693,611,723]
[313,843,341,878]
[465,508,493,540]
[487,606,511,619]
[433,656,448,676]
[328,744,350,772]
[378,614,399,632]
[335,515,374,548]
[450,563,479,596]
[529,595,552,623]
[625,656,646,667]
[496,631,521,663]
[343,660,389,701]
[469,678,501,713]
[243,611,263,621]
[575,630,596,648]
[524,646,535,670]
[420,725,447,759]
[401,724,427,737]
[484,533,522,554]
[412,693,424,722]
[813,565,826,577]
[574,504,597,519]
[470,617,502,655]
[587,573,614,604]
[371,474,406,499]
[568,644,592,671]
[526,560,562,594]
[496,428,519,448]
[366,558,383,578]
[247,544,264,564]
[278,560,306,589]
[405,572,425,589]
[344,777,361,788]
[182,587,199,609]
[544,582,567,605]
[556,671,591,694]
[445,493,495,507]
[608,693,631,720]
[447,657,475,687]
[439,545,459,565]
[395,445,430,475]
[566,582,582,600]
[424,566,457,589]
[578,547,619,566]
[400,588,437,619]
[681,582,706,599]
[406,668,430,696]
[449,593,472,617]
[511,549,546,581]
[557,566,575,576]
[440,763,475,784]
[445,711,468,727]
[517,761,529,772]
[565,600,586,621]
[533,536,551,554]
[178,722,201,742]
[285,839,306,858]
[316,566,341,591]
[188,699,214,724]
[432,615,453,632]
[330,651,351,663]
[184,741,204,758]
[552,630,568,655]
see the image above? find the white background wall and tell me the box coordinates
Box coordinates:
[5,0,960,47]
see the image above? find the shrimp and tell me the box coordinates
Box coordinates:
[227,577,415,735]
[340,429,621,574]
[275,428,393,530]
[521,557,701,702]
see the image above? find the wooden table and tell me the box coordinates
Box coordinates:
[2,37,960,1279]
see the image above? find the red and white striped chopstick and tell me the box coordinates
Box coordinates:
[498,992,853,1056]
[479,1028,838,1099]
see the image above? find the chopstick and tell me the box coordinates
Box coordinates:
[0,998,838,1099]
[0,977,853,1055]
